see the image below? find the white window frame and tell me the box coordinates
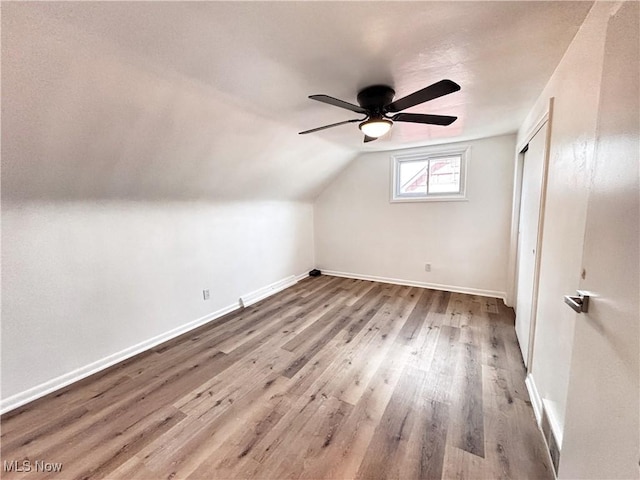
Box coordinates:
[390,145,469,203]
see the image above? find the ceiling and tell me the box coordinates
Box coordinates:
[2,1,592,201]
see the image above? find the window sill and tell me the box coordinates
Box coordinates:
[390,195,468,203]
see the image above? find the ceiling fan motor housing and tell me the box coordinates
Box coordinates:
[357,85,395,113]
[299,79,459,138]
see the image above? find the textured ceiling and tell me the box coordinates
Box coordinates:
[2,2,592,201]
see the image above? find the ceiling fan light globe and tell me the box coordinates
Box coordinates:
[359,119,392,138]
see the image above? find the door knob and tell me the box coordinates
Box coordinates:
[564,290,590,313]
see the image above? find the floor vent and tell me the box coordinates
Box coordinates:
[541,409,561,475]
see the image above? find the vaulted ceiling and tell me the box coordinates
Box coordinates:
[2,2,592,201]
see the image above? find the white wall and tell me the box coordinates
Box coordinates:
[515,1,613,449]
[2,2,329,412]
[1,200,314,409]
[314,134,516,298]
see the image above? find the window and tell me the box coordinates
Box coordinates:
[391,147,468,202]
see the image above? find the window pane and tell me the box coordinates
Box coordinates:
[427,155,461,194]
[399,160,428,195]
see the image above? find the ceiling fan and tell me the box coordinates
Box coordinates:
[299,79,460,142]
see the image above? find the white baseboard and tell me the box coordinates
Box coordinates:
[322,270,506,300]
[526,373,543,424]
[525,373,563,446]
[542,398,564,448]
[1,272,307,415]
[239,274,298,307]
[526,373,561,478]
[0,302,239,415]
[295,271,311,282]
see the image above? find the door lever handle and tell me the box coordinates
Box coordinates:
[564,290,589,313]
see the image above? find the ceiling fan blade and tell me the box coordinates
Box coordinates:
[364,135,377,143]
[391,112,457,126]
[299,118,361,135]
[385,79,460,113]
[309,95,367,114]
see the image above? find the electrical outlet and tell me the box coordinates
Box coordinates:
[203,289,210,300]
[424,263,431,272]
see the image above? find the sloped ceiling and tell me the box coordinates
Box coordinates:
[2,1,592,201]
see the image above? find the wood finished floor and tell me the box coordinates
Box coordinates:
[1,276,553,480]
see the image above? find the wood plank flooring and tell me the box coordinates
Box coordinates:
[0,276,553,479]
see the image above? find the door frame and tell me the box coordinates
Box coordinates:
[506,97,554,369]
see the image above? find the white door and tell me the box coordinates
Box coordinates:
[515,124,547,366]
[559,3,639,478]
